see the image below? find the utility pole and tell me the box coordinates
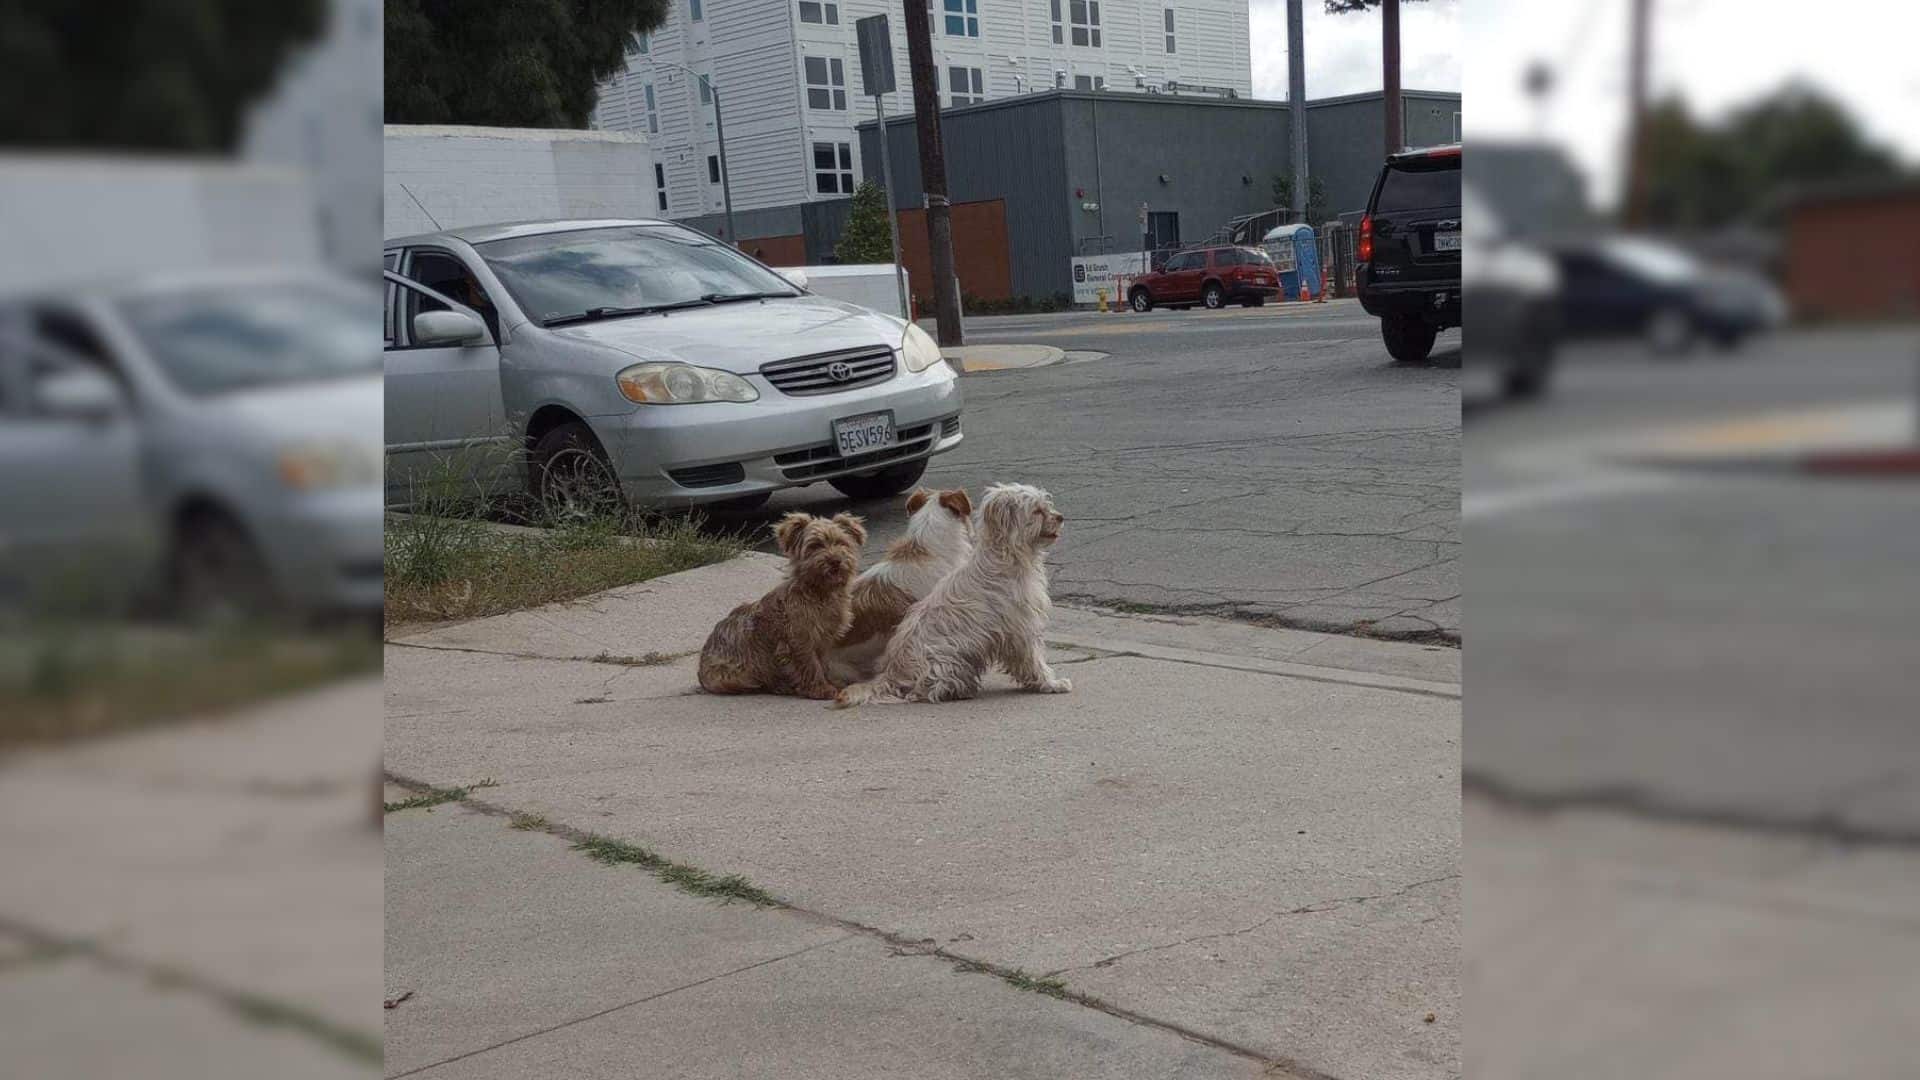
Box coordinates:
[1287,0,1307,223]
[902,0,964,345]
[707,76,737,248]
[1382,0,1402,157]
[1623,0,1652,229]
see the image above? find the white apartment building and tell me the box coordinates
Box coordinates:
[591,0,1251,221]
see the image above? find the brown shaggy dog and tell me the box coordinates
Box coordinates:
[697,511,867,699]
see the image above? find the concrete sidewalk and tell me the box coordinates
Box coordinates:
[385,555,1460,1079]
[0,678,384,1079]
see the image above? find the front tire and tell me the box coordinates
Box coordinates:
[828,458,928,501]
[1381,315,1438,362]
[170,507,277,623]
[1129,288,1152,312]
[1202,282,1226,309]
[531,421,622,522]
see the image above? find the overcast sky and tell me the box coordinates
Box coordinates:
[1248,0,1461,101]
[1463,0,1920,208]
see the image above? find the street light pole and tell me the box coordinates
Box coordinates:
[653,60,737,247]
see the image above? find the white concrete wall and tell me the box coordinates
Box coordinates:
[593,0,1251,217]
[383,126,657,240]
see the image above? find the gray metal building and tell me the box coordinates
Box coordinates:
[687,87,1459,301]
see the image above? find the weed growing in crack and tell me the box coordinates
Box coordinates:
[1001,967,1070,998]
[508,812,548,831]
[572,833,776,905]
[383,780,497,813]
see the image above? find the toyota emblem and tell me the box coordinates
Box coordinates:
[827,361,853,382]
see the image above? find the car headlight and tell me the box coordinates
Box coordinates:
[616,362,759,404]
[278,440,382,491]
[900,323,947,374]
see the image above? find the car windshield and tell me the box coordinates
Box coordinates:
[1374,159,1461,213]
[474,224,800,325]
[1602,238,1700,284]
[117,280,379,397]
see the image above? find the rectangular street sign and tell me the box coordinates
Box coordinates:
[855,16,895,97]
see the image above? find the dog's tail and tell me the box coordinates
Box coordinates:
[831,679,893,709]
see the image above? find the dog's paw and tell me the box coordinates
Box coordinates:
[801,685,839,701]
[1040,676,1073,694]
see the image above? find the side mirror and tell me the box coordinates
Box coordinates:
[35,367,124,423]
[413,309,487,346]
[777,268,809,291]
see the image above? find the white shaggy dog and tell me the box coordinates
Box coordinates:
[833,483,1071,707]
[826,487,975,686]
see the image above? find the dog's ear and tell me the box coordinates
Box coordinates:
[905,488,932,513]
[831,513,868,547]
[937,489,972,519]
[772,512,812,557]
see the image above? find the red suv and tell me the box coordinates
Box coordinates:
[1128,246,1280,312]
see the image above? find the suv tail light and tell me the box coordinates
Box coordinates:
[1359,215,1373,262]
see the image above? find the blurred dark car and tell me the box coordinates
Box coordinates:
[1357,144,1462,362]
[1552,237,1783,353]
[1128,246,1280,312]
[1462,183,1560,398]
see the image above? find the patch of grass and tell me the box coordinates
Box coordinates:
[508,812,548,831]
[1001,967,1071,998]
[583,650,684,667]
[572,832,777,906]
[383,779,497,813]
[384,513,742,629]
[1,626,379,748]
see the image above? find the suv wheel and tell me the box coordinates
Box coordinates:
[1129,288,1152,312]
[1381,315,1438,362]
[1202,282,1226,309]
[828,458,927,500]
[532,421,623,522]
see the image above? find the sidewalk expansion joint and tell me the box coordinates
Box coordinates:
[1045,873,1461,978]
[1043,639,1460,701]
[0,913,381,1066]
[383,772,1342,1080]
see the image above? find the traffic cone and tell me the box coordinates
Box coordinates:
[1298,279,1310,303]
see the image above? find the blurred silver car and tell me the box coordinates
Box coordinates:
[382,219,963,511]
[5,270,383,617]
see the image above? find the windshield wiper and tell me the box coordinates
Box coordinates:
[542,297,718,327]
[700,291,793,305]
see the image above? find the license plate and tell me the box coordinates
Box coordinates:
[1434,230,1461,252]
[833,411,895,457]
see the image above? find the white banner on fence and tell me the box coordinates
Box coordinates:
[1070,251,1150,305]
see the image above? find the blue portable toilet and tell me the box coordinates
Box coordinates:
[1261,223,1323,300]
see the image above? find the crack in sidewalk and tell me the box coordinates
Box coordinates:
[1045,873,1462,977]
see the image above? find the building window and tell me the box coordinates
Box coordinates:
[1163,9,1175,53]
[627,31,650,57]
[699,76,713,105]
[812,142,854,195]
[799,0,839,23]
[1073,74,1104,91]
[654,163,669,212]
[643,83,659,134]
[708,155,721,184]
[947,66,984,106]
[943,0,979,37]
[1069,0,1101,46]
[804,56,847,111]
[690,0,703,21]
[1049,0,1062,43]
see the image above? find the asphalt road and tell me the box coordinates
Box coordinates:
[1464,326,1920,842]
[712,299,1462,640]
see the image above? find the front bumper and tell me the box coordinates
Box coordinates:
[1358,266,1462,327]
[593,365,965,506]
[252,485,385,612]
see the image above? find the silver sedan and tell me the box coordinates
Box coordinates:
[382,220,963,511]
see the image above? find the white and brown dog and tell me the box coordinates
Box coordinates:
[826,487,974,685]
[833,483,1070,707]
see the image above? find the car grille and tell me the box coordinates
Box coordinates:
[941,416,961,439]
[668,462,747,488]
[760,345,896,396]
[775,424,935,482]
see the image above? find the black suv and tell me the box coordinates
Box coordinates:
[1356,145,1461,362]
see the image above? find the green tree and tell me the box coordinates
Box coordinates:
[0,0,326,149]
[835,180,896,264]
[385,0,670,128]
[1272,174,1329,226]
[1640,82,1904,228]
